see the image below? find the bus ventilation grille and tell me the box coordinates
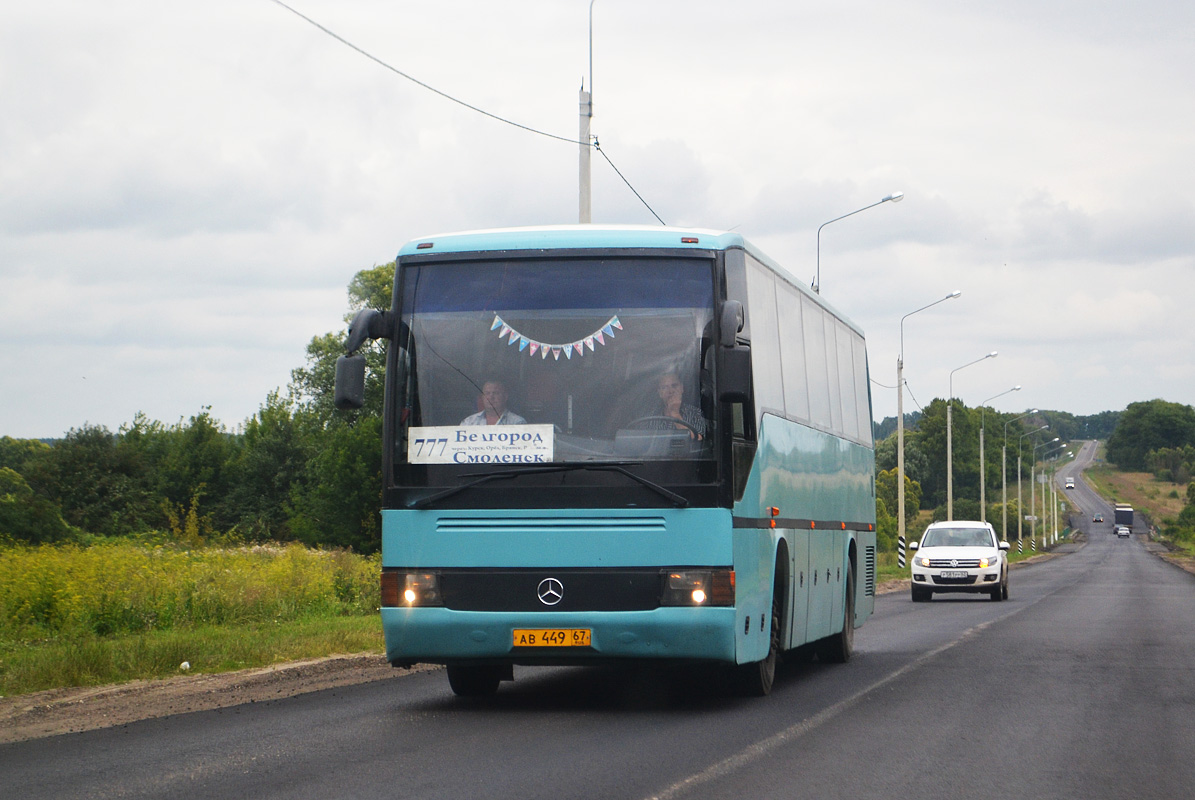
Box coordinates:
[864,545,877,597]
[435,516,668,535]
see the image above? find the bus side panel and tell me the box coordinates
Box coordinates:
[735,416,874,533]
[806,531,841,641]
[852,529,877,626]
[784,528,809,651]
[732,527,777,665]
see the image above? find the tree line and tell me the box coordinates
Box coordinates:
[0,264,394,552]
[3,260,1189,554]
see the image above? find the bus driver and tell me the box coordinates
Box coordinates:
[461,380,528,426]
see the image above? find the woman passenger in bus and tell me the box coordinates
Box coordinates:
[647,370,706,440]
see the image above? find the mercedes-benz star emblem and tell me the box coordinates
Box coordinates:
[537,578,564,606]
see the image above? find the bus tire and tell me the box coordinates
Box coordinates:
[447,665,506,697]
[817,561,855,664]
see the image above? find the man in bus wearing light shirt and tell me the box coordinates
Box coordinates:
[461,380,528,426]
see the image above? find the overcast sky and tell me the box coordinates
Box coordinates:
[3,0,1193,439]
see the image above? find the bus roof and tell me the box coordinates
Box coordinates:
[397,225,748,257]
[395,225,859,332]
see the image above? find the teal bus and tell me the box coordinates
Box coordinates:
[336,225,877,696]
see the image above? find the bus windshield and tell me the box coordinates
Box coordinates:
[392,256,717,476]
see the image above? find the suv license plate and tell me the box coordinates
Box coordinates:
[513,629,591,647]
[939,570,968,579]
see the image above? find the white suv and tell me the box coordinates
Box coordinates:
[910,520,1010,602]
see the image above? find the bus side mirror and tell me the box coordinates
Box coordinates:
[718,346,751,403]
[334,354,366,410]
[719,301,743,348]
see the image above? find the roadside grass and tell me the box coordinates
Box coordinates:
[0,615,383,697]
[0,540,383,697]
[1083,463,1185,522]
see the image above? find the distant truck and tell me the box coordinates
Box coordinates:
[1114,504,1134,528]
[1065,477,1075,489]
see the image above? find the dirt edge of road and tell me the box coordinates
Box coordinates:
[0,654,434,744]
[5,545,1190,744]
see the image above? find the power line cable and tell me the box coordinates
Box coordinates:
[268,0,667,225]
[268,0,583,146]
[595,139,666,225]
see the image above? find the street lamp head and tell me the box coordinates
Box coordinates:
[815,191,906,294]
[1013,385,1022,391]
[949,290,962,298]
[987,351,998,358]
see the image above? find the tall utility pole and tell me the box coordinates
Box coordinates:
[578,0,596,223]
[579,86,591,222]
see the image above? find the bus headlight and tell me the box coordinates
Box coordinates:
[381,570,442,607]
[661,569,735,606]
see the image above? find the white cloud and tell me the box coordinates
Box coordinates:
[1,0,1193,437]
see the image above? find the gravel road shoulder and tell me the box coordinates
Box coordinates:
[0,654,430,744]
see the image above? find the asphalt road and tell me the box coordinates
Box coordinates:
[4,485,1194,798]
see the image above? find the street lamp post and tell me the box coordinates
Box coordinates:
[1039,442,1066,547]
[979,386,1021,523]
[896,291,961,567]
[1017,424,1049,551]
[813,192,904,295]
[1031,437,1061,549]
[1002,409,1039,544]
[947,351,997,520]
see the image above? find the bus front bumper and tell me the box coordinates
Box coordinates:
[381,606,740,666]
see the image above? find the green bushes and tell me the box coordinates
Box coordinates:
[0,541,378,642]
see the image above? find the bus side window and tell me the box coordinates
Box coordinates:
[730,396,756,501]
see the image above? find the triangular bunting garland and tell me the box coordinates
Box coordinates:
[488,315,626,365]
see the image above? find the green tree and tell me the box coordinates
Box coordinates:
[290,263,394,425]
[1107,399,1195,470]
[225,391,308,540]
[24,424,155,536]
[283,262,395,552]
[287,414,383,553]
[0,436,51,475]
[0,467,76,544]
[876,467,922,528]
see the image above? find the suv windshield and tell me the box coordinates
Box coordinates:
[390,255,717,492]
[922,528,995,548]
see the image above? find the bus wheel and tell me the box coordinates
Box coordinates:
[447,665,505,697]
[817,563,855,664]
[733,592,781,697]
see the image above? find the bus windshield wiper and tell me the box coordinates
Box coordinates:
[409,463,688,509]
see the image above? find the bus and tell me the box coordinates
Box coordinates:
[335,225,878,696]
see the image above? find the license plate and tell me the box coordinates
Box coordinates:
[513,628,591,647]
[939,570,968,579]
